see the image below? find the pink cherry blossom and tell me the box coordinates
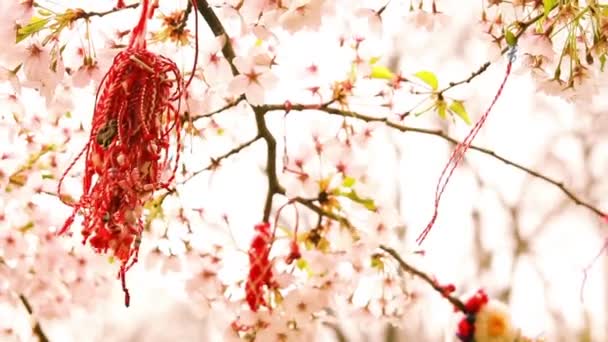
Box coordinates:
[228,55,278,105]
[279,0,326,33]
[201,35,233,86]
[519,32,555,63]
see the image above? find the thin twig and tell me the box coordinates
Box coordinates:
[18,295,50,342]
[261,103,604,218]
[190,95,245,121]
[438,8,552,96]
[180,134,262,184]
[176,0,193,33]
[76,3,139,20]
[379,246,467,313]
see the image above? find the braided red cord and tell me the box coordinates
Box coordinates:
[245,222,275,311]
[416,60,513,245]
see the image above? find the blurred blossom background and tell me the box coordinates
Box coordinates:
[2,0,608,341]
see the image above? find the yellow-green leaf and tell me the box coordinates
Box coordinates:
[16,16,51,43]
[371,254,384,271]
[37,9,53,17]
[18,221,34,233]
[341,190,376,211]
[296,258,308,270]
[317,237,330,252]
[41,171,54,180]
[505,29,517,47]
[369,56,381,65]
[342,176,356,188]
[449,100,471,125]
[436,100,447,119]
[543,0,556,17]
[414,70,438,90]
[370,65,394,80]
[295,258,314,277]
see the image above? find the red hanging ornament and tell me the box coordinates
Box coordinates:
[58,0,185,307]
[245,222,275,312]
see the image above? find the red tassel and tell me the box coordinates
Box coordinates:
[58,0,184,306]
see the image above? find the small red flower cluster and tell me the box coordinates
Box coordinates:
[456,289,489,341]
[58,0,183,306]
[245,222,277,312]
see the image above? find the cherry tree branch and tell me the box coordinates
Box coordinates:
[261,103,605,218]
[379,245,467,313]
[18,294,50,342]
[196,0,238,74]
[181,134,262,184]
[75,3,139,20]
[273,200,468,313]
[0,258,49,341]
[196,0,284,222]
[189,95,245,121]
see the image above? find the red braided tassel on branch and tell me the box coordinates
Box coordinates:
[245,222,276,312]
[416,52,515,245]
[57,0,184,306]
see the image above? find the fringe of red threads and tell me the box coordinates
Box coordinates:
[416,58,514,245]
[245,222,276,312]
[57,0,184,307]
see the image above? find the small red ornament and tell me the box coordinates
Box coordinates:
[245,222,275,311]
[285,239,301,265]
[464,289,489,314]
[457,318,473,337]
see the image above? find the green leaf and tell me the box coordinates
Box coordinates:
[295,258,314,277]
[18,221,34,233]
[436,100,447,119]
[342,190,376,211]
[543,0,556,18]
[16,16,51,43]
[369,56,381,65]
[414,71,438,90]
[600,55,606,72]
[505,29,517,47]
[371,254,384,271]
[449,100,471,125]
[342,176,356,188]
[370,65,394,80]
[38,9,54,17]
